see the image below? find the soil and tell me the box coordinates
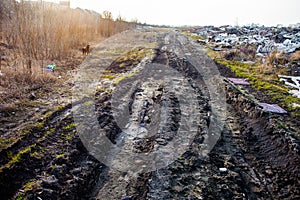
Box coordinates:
[0,28,299,200]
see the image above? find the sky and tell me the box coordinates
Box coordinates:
[52,0,300,26]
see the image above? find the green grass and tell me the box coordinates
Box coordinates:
[2,144,36,170]
[101,74,116,79]
[182,31,206,40]
[84,100,94,107]
[116,48,147,63]
[16,193,25,200]
[215,59,300,117]
[0,138,17,149]
[15,179,41,199]
[113,71,138,86]
[62,123,76,130]
[55,153,65,158]
[30,151,43,159]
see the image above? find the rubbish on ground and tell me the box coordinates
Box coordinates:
[278,75,300,98]
[45,64,57,72]
[121,197,132,200]
[219,168,227,172]
[29,92,36,100]
[228,78,250,85]
[292,103,300,108]
[191,24,300,61]
[288,90,300,98]
[258,103,287,114]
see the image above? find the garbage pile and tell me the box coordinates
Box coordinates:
[190,24,300,74]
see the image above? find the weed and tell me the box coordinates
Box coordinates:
[33,122,44,131]
[84,101,94,107]
[24,181,35,191]
[4,144,36,169]
[30,151,43,159]
[50,164,59,170]
[62,123,76,130]
[15,193,25,200]
[55,153,65,159]
[0,138,16,149]
[96,87,105,92]
[113,72,137,86]
[101,74,116,79]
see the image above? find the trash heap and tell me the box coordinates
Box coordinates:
[190,24,300,75]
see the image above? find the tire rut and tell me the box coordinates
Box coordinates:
[1,29,299,200]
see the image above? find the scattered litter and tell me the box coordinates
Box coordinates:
[228,78,250,85]
[219,168,227,172]
[292,103,300,108]
[258,103,287,114]
[197,39,207,45]
[29,92,36,100]
[121,197,132,200]
[289,90,300,98]
[242,61,255,65]
[278,75,300,98]
[45,64,57,72]
[191,24,300,59]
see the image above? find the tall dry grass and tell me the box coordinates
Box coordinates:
[0,0,134,103]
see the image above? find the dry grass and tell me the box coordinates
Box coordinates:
[266,50,289,66]
[223,45,257,61]
[290,50,300,61]
[0,1,135,104]
[0,68,56,103]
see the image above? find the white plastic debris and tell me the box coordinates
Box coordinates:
[289,90,300,98]
[292,103,300,108]
[279,75,300,98]
[219,168,227,172]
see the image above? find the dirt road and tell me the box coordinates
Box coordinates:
[0,28,299,200]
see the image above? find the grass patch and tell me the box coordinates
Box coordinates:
[2,144,36,170]
[23,180,40,191]
[84,100,94,107]
[109,48,153,73]
[55,153,65,159]
[62,123,76,130]
[116,48,148,64]
[101,74,116,79]
[16,193,25,200]
[30,151,43,159]
[182,31,206,40]
[96,87,106,93]
[113,71,138,86]
[215,59,300,116]
[33,122,45,131]
[0,138,17,149]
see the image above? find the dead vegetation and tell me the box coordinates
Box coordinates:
[224,44,257,61]
[0,0,135,104]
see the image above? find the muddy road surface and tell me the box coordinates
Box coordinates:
[0,28,299,200]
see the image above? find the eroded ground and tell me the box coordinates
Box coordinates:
[0,28,299,200]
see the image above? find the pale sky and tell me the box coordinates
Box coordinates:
[57,0,300,26]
